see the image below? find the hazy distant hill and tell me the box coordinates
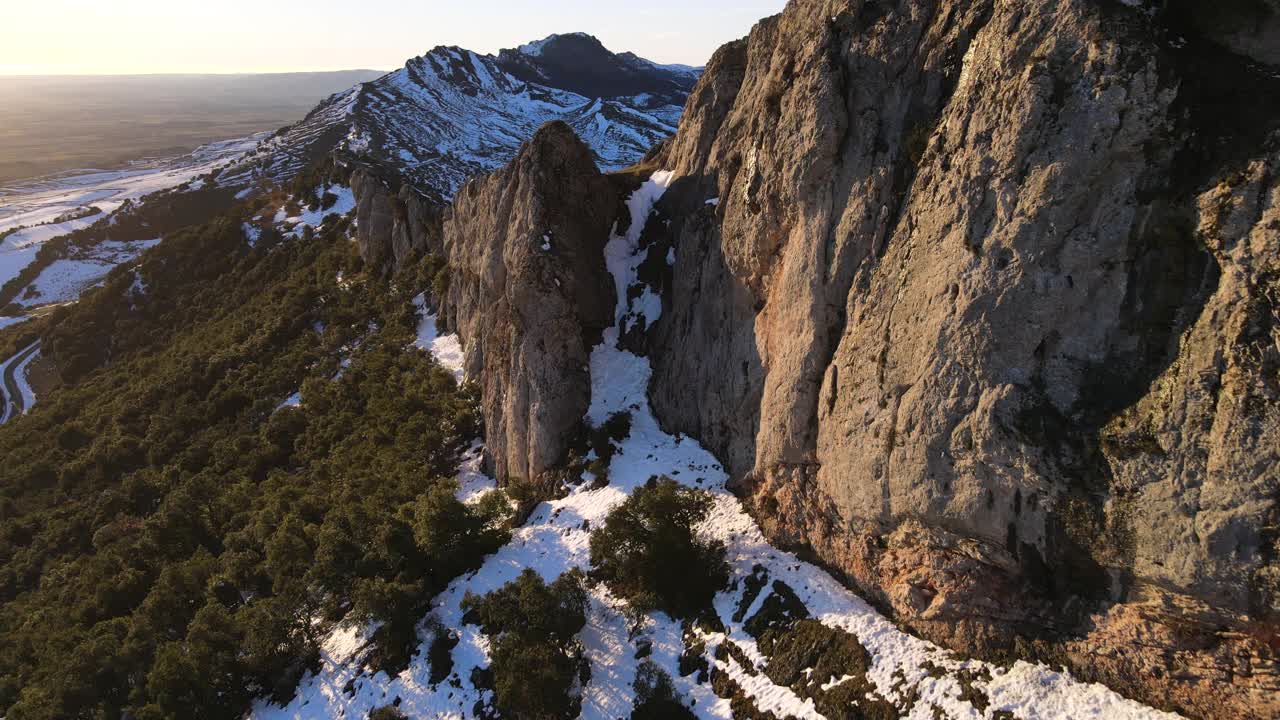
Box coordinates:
[0,71,385,184]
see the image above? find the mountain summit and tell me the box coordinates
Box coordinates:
[223,36,698,197]
[497,32,700,103]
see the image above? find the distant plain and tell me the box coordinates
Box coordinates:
[0,71,384,185]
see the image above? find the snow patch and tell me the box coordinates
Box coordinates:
[455,440,498,505]
[412,294,465,382]
[128,271,148,306]
[15,239,160,307]
[0,316,30,331]
[276,391,303,411]
[277,185,357,239]
[242,222,262,247]
[603,170,674,334]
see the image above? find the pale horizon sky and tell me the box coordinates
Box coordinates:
[1,0,785,76]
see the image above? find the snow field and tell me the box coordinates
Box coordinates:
[13,239,160,307]
[0,134,260,304]
[0,212,108,288]
[0,134,260,235]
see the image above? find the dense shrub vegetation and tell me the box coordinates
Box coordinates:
[1,165,722,720]
[589,477,728,618]
[0,180,502,719]
[461,569,589,720]
[631,661,696,719]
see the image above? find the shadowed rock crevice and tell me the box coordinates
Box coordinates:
[1163,0,1280,67]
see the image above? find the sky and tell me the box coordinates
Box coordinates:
[0,0,785,75]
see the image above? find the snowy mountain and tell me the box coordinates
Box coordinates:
[222,34,698,198]
[498,32,699,103]
[0,33,693,316]
[7,2,1273,717]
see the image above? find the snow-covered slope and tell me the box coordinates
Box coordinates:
[221,35,696,197]
[249,173,1181,720]
[0,135,259,292]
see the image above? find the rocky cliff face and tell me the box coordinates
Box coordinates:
[628,0,1280,717]
[438,121,619,485]
[389,2,1278,714]
[350,168,444,275]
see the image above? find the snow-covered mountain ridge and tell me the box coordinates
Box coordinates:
[222,33,697,198]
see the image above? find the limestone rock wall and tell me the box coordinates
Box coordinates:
[350,168,443,275]
[439,121,618,485]
[639,1,1280,716]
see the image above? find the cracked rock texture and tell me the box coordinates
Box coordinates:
[350,167,444,275]
[637,0,1280,717]
[439,121,618,485]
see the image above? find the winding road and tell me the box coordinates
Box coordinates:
[0,341,40,424]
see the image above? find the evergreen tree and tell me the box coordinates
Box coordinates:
[462,569,589,720]
[589,477,728,618]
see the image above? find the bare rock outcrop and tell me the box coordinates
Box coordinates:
[638,0,1280,716]
[350,168,443,275]
[439,121,618,485]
